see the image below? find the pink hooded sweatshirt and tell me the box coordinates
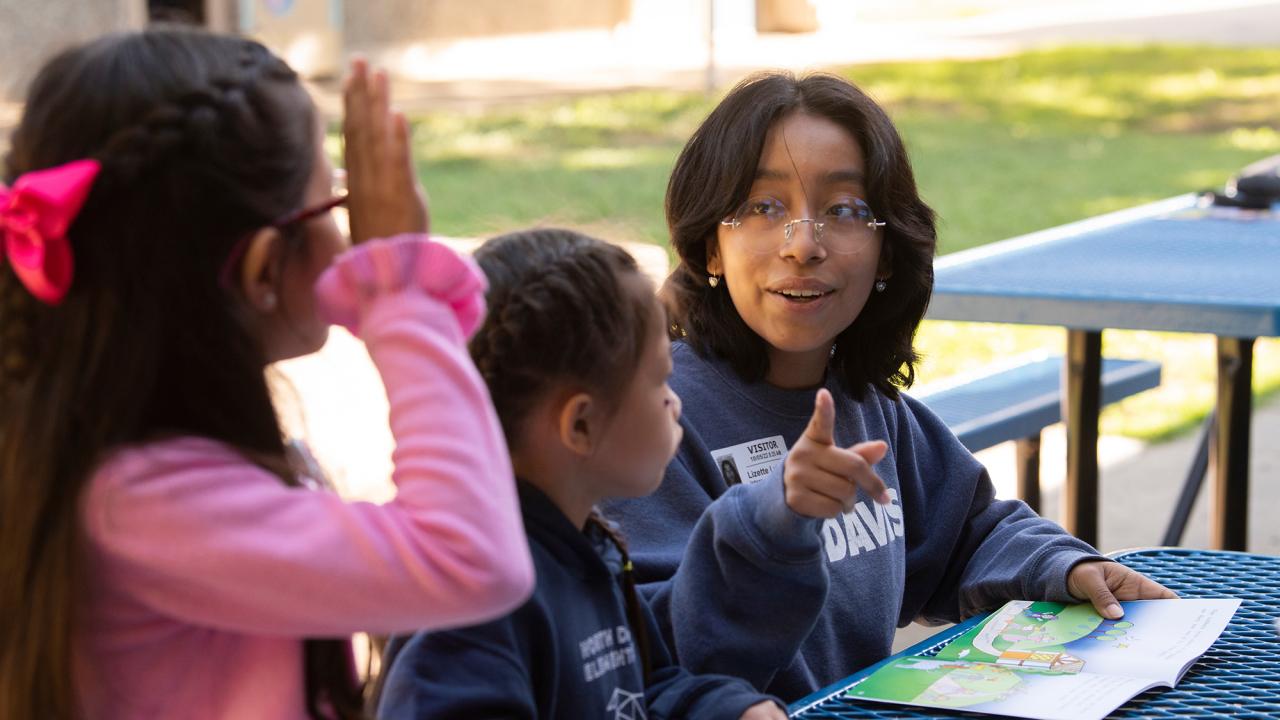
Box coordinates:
[75,236,534,719]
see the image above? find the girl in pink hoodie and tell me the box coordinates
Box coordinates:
[0,26,532,719]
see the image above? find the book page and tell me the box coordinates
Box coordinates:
[933,598,1240,683]
[846,657,1156,720]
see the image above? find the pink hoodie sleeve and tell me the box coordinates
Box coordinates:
[83,235,533,636]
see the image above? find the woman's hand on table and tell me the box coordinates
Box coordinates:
[739,700,788,720]
[1068,560,1178,620]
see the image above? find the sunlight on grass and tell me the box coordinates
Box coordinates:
[438,129,521,158]
[562,147,652,170]
[1227,127,1280,152]
[1146,70,1225,101]
[1014,78,1126,121]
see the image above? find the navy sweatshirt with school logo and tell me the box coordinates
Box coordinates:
[376,481,780,720]
[601,341,1104,702]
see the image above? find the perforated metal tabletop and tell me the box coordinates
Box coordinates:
[789,549,1280,719]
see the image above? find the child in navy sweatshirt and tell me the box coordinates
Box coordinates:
[375,229,785,719]
[601,71,1177,702]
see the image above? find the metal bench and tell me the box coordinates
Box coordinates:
[917,356,1161,513]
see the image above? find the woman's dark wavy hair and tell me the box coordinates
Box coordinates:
[468,227,660,683]
[0,26,362,719]
[663,71,937,400]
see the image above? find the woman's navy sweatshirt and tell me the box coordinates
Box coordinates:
[601,342,1104,702]
[377,481,781,719]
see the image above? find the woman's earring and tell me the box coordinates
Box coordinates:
[874,279,887,293]
[261,291,278,311]
[708,275,721,288]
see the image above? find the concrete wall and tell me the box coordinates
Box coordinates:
[0,0,146,100]
[756,0,818,33]
[344,0,631,48]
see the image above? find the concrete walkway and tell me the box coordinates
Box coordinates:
[5,0,1279,132]
[299,0,1280,117]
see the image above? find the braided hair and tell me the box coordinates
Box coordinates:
[469,228,661,683]
[585,511,655,684]
[0,27,361,719]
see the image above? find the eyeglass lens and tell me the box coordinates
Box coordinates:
[723,196,883,254]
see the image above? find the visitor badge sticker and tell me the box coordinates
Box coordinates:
[710,435,788,485]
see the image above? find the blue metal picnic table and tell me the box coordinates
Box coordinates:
[788,548,1280,719]
[924,194,1280,550]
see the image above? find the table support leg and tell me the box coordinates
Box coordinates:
[1016,435,1042,514]
[1212,337,1253,551]
[1161,411,1213,547]
[1064,330,1102,546]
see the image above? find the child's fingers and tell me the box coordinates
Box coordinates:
[342,59,368,137]
[393,112,430,234]
[343,63,376,188]
[343,57,367,102]
[371,69,391,142]
[393,112,415,183]
[341,62,427,241]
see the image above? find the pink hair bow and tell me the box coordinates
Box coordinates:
[0,159,100,305]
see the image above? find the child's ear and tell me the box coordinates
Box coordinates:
[239,227,285,314]
[557,391,598,457]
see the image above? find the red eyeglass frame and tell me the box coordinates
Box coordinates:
[218,193,348,290]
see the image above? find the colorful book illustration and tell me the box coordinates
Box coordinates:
[846,598,1241,720]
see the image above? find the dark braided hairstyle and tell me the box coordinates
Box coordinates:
[0,26,362,719]
[469,228,660,684]
[585,510,654,684]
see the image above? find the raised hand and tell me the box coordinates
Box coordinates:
[342,58,428,244]
[1067,560,1178,620]
[782,388,890,518]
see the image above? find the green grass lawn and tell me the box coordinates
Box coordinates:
[375,44,1280,441]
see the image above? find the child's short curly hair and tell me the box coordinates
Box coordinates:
[469,228,661,447]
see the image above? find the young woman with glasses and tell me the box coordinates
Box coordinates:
[601,71,1174,703]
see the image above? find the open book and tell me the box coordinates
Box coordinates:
[846,598,1240,720]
